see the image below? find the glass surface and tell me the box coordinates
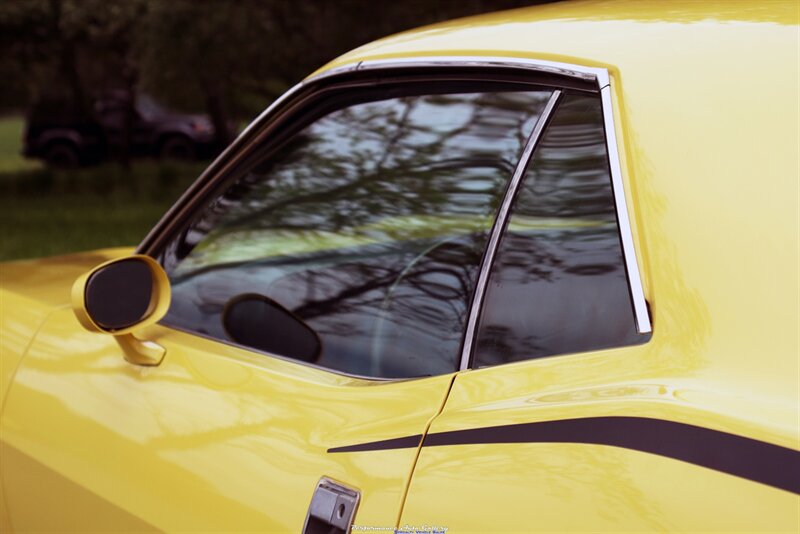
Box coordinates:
[163,88,553,378]
[474,93,643,367]
[86,259,153,330]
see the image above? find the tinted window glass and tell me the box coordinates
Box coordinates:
[474,93,644,367]
[163,88,553,378]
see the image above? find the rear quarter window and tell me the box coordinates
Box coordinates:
[474,93,647,367]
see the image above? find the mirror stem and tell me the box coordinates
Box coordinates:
[116,334,166,366]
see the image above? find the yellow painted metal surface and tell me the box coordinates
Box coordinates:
[403,441,798,532]
[1,248,132,410]
[1,304,453,531]
[70,254,171,337]
[402,357,800,532]
[322,2,800,414]
[2,1,799,531]
[322,1,800,531]
[321,0,800,437]
[1,248,133,531]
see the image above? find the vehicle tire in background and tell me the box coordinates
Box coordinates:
[159,135,196,161]
[44,142,80,169]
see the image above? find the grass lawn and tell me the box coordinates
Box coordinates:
[0,115,205,261]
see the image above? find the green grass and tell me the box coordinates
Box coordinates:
[0,116,43,175]
[0,116,205,261]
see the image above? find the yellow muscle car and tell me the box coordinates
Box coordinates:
[1,1,798,532]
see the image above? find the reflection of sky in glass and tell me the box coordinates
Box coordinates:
[165,89,551,378]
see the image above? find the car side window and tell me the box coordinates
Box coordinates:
[162,86,554,378]
[474,93,646,367]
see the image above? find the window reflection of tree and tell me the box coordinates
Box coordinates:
[475,94,642,367]
[169,236,483,377]
[183,91,548,244]
[165,90,551,378]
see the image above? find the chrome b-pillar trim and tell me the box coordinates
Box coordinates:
[600,84,652,334]
[458,89,563,371]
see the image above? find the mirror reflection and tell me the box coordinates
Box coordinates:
[85,258,153,330]
[222,293,321,363]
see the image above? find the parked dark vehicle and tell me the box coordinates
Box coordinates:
[22,93,222,167]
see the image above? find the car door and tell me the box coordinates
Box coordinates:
[399,80,800,531]
[2,313,454,532]
[1,67,563,532]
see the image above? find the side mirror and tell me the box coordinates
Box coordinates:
[223,293,321,363]
[72,255,171,366]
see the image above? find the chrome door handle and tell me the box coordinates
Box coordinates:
[302,477,360,534]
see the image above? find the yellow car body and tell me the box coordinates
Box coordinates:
[1,1,798,532]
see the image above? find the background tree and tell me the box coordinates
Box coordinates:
[0,0,550,152]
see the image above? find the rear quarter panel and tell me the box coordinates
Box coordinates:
[400,351,799,532]
[341,3,800,532]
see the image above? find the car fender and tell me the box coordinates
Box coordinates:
[0,248,134,413]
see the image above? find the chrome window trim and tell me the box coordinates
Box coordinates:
[160,321,404,383]
[140,55,651,381]
[458,89,563,371]
[321,56,600,83]
[599,84,652,334]
[222,56,611,150]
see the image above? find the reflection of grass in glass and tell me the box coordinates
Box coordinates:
[508,215,613,231]
[181,214,490,272]
[0,115,204,261]
[178,214,613,273]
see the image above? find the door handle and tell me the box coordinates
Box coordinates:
[302,477,360,534]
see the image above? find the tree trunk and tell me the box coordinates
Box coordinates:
[119,61,139,169]
[203,82,233,151]
[49,0,90,117]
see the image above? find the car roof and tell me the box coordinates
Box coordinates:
[317,1,799,433]
[323,0,797,75]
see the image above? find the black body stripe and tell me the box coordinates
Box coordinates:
[328,434,422,453]
[328,416,800,494]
